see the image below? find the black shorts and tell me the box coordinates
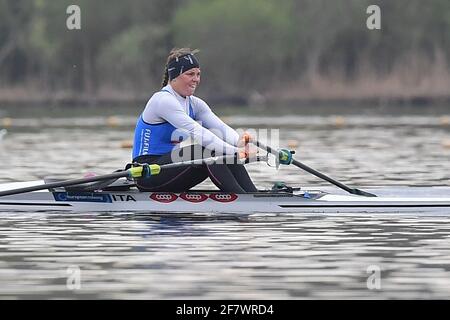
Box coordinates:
[133,145,257,193]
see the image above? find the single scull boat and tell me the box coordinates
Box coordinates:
[0,180,449,214]
[1,141,448,214]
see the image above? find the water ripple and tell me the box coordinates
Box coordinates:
[1,113,450,298]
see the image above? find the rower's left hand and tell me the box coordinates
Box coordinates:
[238,144,258,160]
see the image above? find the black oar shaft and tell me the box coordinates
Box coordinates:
[0,171,130,197]
[254,140,376,197]
[290,159,354,194]
[160,155,240,169]
[0,155,244,198]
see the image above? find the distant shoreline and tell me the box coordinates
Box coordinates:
[1,86,450,116]
[1,90,450,106]
[1,98,450,120]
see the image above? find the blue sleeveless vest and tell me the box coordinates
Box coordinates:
[132,90,195,159]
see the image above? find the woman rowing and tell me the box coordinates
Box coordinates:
[132,48,258,193]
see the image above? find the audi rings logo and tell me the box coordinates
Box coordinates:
[209,193,238,202]
[149,192,238,203]
[180,193,208,203]
[150,193,178,203]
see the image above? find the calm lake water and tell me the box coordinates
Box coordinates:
[0,104,450,299]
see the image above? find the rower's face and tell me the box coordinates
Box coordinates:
[173,68,201,97]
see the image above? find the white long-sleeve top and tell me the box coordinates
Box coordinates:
[141,84,240,155]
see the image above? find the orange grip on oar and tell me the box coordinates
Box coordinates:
[242,133,252,145]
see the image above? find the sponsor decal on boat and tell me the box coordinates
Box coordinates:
[150,193,178,203]
[53,192,112,203]
[180,193,208,203]
[111,194,136,202]
[209,193,238,202]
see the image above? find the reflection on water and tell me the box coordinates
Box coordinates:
[1,212,450,299]
[0,109,450,299]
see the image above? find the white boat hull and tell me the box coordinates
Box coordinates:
[1,181,450,214]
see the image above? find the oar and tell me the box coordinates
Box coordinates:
[253,139,377,197]
[0,154,241,197]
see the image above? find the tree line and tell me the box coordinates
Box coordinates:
[1,0,450,105]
